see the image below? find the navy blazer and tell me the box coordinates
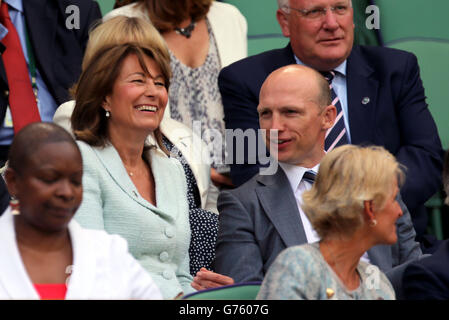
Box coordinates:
[403,239,449,300]
[218,44,444,238]
[0,0,101,125]
[213,166,422,297]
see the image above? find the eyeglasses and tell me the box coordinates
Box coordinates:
[283,4,350,20]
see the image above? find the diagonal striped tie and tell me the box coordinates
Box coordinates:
[320,71,349,152]
[302,170,316,184]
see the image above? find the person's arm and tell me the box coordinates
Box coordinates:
[212,190,265,282]
[403,260,449,300]
[384,193,424,299]
[394,53,444,212]
[218,66,261,186]
[191,268,234,291]
[74,143,105,230]
[394,193,423,264]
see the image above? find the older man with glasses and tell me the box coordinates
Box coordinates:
[218,0,444,253]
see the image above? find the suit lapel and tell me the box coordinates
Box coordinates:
[23,0,57,92]
[92,143,181,222]
[92,144,160,212]
[274,43,296,71]
[255,168,308,247]
[346,46,379,145]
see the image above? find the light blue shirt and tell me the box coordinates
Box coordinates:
[0,0,57,145]
[294,55,352,142]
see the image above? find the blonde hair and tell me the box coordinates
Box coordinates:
[302,145,405,240]
[71,16,170,149]
[82,15,170,79]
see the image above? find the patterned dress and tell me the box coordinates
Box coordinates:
[162,136,218,276]
[168,19,228,174]
[257,243,396,300]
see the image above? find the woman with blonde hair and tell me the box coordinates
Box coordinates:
[257,145,405,300]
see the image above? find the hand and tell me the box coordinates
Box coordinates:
[210,168,234,188]
[191,268,234,291]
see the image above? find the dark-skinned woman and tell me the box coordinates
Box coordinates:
[0,123,161,299]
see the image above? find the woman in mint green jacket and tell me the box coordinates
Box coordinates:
[70,17,195,299]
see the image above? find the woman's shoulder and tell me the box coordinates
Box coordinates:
[103,3,147,21]
[281,243,321,258]
[76,140,98,158]
[275,243,324,272]
[209,1,245,18]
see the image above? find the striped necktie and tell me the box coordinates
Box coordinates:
[320,71,349,152]
[302,170,316,184]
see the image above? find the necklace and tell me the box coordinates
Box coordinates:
[124,164,135,177]
[175,20,196,38]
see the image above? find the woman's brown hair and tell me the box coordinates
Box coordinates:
[71,44,169,148]
[114,0,213,33]
[71,16,171,150]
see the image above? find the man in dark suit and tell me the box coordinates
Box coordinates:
[219,0,443,249]
[402,150,449,300]
[0,0,101,164]
[208,65,422,298]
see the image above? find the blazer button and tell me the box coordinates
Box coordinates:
[159,251,169,262]
[162,270,173,280]
[164,227,174,238]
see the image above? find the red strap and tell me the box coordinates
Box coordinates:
[0,2,40,134]
[33,284,67,300]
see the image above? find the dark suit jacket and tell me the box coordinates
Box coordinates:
[0,0,102,127]
[218,44,444,239]
[403,239,449,300]
[213,166,422,297]
[0,177,8,216]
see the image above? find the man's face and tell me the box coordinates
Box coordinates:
[277,0,354,71]
[257,69,332,167]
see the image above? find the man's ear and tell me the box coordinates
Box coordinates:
[321,104,337,130]
[276,9,291,38]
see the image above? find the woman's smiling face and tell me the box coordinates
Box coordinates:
[104,53,168,136]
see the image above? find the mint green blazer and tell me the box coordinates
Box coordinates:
[75,140,194,299]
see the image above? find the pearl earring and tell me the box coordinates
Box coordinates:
[105,110,110,118]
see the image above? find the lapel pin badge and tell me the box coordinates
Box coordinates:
[362,97,370,105]
[326,288,335,298]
